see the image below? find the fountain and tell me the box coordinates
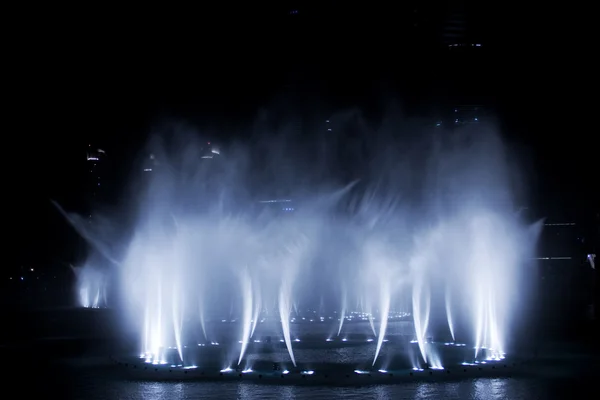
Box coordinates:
[71,263,108,308]
[58,116,542,381]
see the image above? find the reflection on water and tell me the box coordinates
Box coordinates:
[439,382,461,398]
[122,378,588,400]
[473,378,506,399]
[12,360,594,400]
[415,383,436,399]
[138,382,184,400]
[66,376,591,400]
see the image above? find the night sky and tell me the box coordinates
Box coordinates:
[8,2,595,268]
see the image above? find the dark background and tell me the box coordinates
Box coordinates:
[6,2,596,273]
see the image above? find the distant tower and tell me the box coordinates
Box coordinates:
[451,105,484,126]
[141,142,220,174]
[85,145,106,222]
[200,142,220,159]
[287,2,299,15]
[431,105,484,129]
[142,153,158,173]
[441,1,485,50]
[441,3,468,47]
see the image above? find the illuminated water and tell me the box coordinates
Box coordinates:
[16,345,599,400]
[6,308,599,398]
[35,370,597,400]
[20,367,596,400]
[60,120,542,372]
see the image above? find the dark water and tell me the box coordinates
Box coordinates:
[12,351,598,400]
[18,363,597,400]
[5,309,599,399]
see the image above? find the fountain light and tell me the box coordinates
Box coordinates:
[62,119,539,379]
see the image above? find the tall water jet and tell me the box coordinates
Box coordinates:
[52,201,120,267]
[126,224,179,365]
[72,264,108,308]
[171,229,185,363]
[467,213,510,360]
[363,239,394,366]
[445,288,455,341]
[279,274,296,366]
[337,284,347,336]
[277,230,310,367]
[411,255,431,365]
[238,267,253,365]
[372,277,390,366]
[364,297,377,336]
[317,295,325,318]
[250,283,261,339]
[198,298,207,341]
[143,281,165,363]
[172,283,184,363]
